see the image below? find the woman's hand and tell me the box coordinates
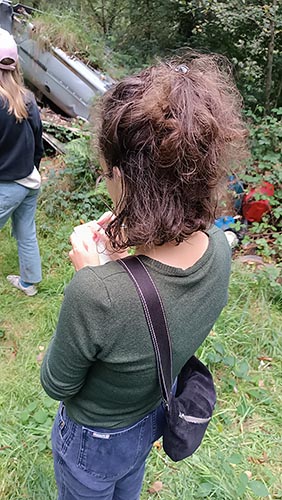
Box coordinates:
[94,212,130,261]
[69,212,130,270]
[69,227,100,271]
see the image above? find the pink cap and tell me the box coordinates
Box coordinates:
[0,28,18,71]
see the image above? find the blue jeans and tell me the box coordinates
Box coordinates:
[52,403,166,500]
[0,181,42,283]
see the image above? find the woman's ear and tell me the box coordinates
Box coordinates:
[106,166,123,208]
[112,166,122,179]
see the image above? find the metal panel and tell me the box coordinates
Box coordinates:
[0,2,114,120]
[0,0,13,32]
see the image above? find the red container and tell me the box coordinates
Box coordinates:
[242,181,275,222]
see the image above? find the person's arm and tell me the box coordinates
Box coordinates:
[40,268,111,400]
[27,98,44,169]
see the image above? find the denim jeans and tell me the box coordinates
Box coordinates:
[0,181,42,283]
[52,403,166,500]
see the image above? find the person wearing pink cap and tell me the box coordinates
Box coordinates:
[0,28,43,296]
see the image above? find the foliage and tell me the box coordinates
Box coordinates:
[238,108,282,261]
[43,122,87,146]
[109,0,180,65]
[1,218,282,499]
[100,0,282,111]
[1,3,281,499]
[174,0,282,110]
[40,136,112,224]
[41,105,282,262]
[23,0,282,112]
[28,9,130,79]
[20,0,282,113]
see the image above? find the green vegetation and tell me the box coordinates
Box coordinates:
[0,205,281,499]
[238,108,282,262]
[19,1,282,262]
[22,0,282,262]
[40,114,282,263]
[25,0,282,112]
[29,10,129,80]
[40,135,112,222]
[1,113,281,499]
[1,1,281,498]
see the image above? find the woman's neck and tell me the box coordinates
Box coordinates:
[135,231,209,270]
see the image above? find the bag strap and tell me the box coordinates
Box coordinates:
[118,256,173,406]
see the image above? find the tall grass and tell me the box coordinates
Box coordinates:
[0,206,281,499]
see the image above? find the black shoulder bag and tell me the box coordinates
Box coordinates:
[118,256,216,462]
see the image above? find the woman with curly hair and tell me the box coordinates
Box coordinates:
[41,53,247,499]
[0,28,43,296]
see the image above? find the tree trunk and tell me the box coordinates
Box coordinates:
[264,0,277,115]
[101,0,107,35]
[274,77,282,108]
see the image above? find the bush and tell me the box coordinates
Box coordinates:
[40,136,112,223]
[239,108,282,261]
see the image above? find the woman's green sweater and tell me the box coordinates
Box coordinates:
[41,226,231,428]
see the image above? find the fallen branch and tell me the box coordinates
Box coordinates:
[42,120,89,137]
[42,131,66,154]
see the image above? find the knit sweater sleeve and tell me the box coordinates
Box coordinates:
[40,267,112,400]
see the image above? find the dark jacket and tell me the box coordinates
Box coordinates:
[0,93,43,181]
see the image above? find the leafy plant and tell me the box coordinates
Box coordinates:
[1,193,281,500]
[40,136,112,223]
[20,397,57,452]
[238,108,282,261]
[30,8,131,79]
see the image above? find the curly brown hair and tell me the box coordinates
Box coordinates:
[98,53,247,250]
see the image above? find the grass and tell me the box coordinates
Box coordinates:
[30,10,131,80]
[0,204,281,499]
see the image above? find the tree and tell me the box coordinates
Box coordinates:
[265,0,278,114]
[20,0,282,113]
[171,0,282,112]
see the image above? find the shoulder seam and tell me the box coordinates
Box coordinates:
[85,266,121,306]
